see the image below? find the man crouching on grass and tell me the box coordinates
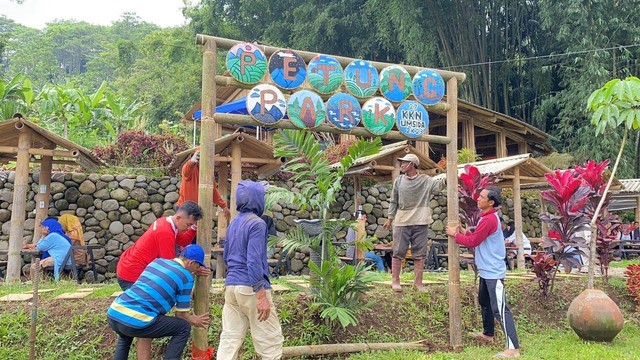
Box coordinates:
[107,245,210,360]
[446,186,520,359]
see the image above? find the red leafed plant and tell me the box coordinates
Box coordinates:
[575,159,618,283]
[539,169,591,295]
[625,264,640,308]
[532,252,558,298]
[458,164,498,228]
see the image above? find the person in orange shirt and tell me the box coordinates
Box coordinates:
[178,149,231,223]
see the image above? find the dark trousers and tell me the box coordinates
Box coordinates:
[108,316,191,360]
[478,277,519,350]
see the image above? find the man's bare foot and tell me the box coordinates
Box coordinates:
[469,332,494,342]
[495,349,520,358]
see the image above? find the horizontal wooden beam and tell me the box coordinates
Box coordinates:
[197,35,467,82]
[214,155,283,164]
[212,113,452,144]
[0,145,79,158]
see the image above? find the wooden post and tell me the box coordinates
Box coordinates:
[216,164,229,279]
[392,155,401,182]
[193,37,216,353]
[518,141,528,155]
[6,126,31,282]
[32,155,52,243]
[539,193,548,237]
[230,141,242,219]
[636,196,640,223]
[513,167,525,269]
[462,118,475,152]
[415,138,429,158]
[446,77,462,349]
[354,217,366,265]
[496,131,507,158]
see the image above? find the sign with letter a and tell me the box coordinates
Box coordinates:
[287,90,326,129]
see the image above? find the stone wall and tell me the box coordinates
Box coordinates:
[0,172,542,280]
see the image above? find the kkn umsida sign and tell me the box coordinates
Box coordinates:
[227,43,443,137]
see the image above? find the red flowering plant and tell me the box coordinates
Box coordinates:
[575,159,619,283]
[458,164,498,229]
[539,169,591,295]
[625,264,640,309]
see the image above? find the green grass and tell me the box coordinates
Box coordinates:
[346,325,640,359]
[610,259,639,268]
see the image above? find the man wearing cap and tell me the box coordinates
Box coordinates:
[178,149,231,223]
[107,244,211,360]
[383,153,446,292]
[115,200,207,359]
[217,180,284,360]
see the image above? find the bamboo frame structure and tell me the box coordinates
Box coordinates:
[196,35,464,350]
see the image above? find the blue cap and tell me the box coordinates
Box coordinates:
[180,244,208,268]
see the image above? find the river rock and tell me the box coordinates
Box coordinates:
[102,199,119,212]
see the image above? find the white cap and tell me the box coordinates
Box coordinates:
[397,153,420,167]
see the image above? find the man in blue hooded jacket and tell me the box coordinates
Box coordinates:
[217,180,283,360]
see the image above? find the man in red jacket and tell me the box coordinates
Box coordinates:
[177,149,231,223]
[116,200,207,360]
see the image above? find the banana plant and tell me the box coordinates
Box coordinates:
[0,73,34,120]
[586,76,640,288]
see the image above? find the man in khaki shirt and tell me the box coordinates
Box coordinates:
[383,154,445,292]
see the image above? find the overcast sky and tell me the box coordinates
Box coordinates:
[0,0,191,29]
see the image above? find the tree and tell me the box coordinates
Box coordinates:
[586,76,640,288]
[0,73,34,120]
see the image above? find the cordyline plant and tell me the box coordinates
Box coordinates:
[531,252,557,298]
[458,165,497,287]
[458,164,498,229]
[539,169,591,295]
[575,159,619,283]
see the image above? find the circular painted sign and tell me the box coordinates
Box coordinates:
[226,43,267,84]
[268,50,307,89]
[287,90,326,129]
[246,84,286,125]
[307,55,343,94]
[326,93,361,130]
[396,101,429,138]
[379,65,412,102]
[412,69,445,105]
[344,60,380,98]
[362,97,396,135]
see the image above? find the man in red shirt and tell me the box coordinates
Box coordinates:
[116,201,207,360]
[117,201,206,286]
[178,150,231,223]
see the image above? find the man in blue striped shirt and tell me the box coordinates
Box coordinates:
[107,245,210,360]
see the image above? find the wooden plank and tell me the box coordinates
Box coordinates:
[110,291,123,298]
[0,293,33,301]
[25,289,56,294]
[54,292,91,299]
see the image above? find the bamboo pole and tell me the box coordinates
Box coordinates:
[32,155,52,243]
[214,156,282,164]
[446,77,462,349]
[196,34,466,82]
[230,142,242,219]
[216,164,229,279]
[29,253,40,360]
[354,177,364,265]
[513,167,525,269]
[0,145,79,158]
[213,113,451,144]
[6,128,31,282]
[193,37,216,354]
[281,340,429,357]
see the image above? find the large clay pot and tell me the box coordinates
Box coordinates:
[567,288,624,342]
